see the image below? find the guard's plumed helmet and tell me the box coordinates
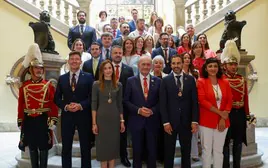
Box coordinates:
[22,43,44,68]
[220,38,240,64]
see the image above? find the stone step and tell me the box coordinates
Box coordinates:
[15,150,264,168]
[54,141,182,158]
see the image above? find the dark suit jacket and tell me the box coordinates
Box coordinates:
[151,47,178,74]
[128,20,136,32]
[112,37,123,47]
[119,63,134,95]
[160,73,199,129]
[124,75,161,132]
[115,29,122,38]
[67,25,97,51]
[82,56,103,81]
[54,71,94,113]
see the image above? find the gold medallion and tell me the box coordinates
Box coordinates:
[108,98,112,104]
[178,92,182,97]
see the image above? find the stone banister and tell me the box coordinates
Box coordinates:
[184,0,255,33]
[5,0,81,36]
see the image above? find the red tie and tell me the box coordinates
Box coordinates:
[71,73,76,92]
[143,77,148,100]
[115,65,120,81]
[113,29,116,38]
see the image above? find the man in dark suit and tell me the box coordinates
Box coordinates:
[110,18,121,39]
[67,11,96,51]
[152,32,178,74]
[128,9,138,32]
[112,22,130,47]
[100,32,113,60]
[82,42,103,80]
[124,56,161,168]
[111,45,134,167]
[54,51,94,168]
[160,55,199,168]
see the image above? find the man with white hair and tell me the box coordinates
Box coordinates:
[124,56,161,168]
[186,24,197,44]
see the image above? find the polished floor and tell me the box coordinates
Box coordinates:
[1,128,268,168]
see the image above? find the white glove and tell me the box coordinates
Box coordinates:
[18,126,21,131]
[49,125,56,130]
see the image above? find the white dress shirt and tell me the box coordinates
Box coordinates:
[128,29,148,39]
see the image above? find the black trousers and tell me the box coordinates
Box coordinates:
[24,113,50,150]
[223,108,247,168]
[61,111,91,168]
[164,123,192,168]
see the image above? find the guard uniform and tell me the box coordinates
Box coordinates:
[223,73,249,168]
[17,79,58,151]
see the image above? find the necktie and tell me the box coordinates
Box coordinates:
[176,75,181,89]
[115,65,120,81]
[80,25,84,35]
[113,29,116,38]
[143,77,148,100]
[93,58,98,76]
[71,73,76,91]
[163,48,168,61]
[105,48,110,60]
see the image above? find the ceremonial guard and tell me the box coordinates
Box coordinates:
[17,44,58,168]
[221,39,250,168]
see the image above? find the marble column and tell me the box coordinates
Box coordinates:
[76,0,92,25]
[173,0,186,31]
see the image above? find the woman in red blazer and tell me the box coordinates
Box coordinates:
[197,58,232,168]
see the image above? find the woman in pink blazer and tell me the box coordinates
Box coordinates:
[197,58,232,168]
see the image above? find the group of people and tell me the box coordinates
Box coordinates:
[17,9,251,168]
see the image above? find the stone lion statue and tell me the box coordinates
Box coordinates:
[218,10,247,52]
[29,11,58,54]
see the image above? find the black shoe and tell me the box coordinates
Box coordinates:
[121,157,131,167]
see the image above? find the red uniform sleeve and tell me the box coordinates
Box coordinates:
[17,86,25,127]
[244,81,250,115]
[224,79,233,112]
[48,84,59,124]
[197,79,213,110]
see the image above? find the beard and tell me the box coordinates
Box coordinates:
[162,43,168,48]
[123,30,130,36]
[78,19,86,24]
